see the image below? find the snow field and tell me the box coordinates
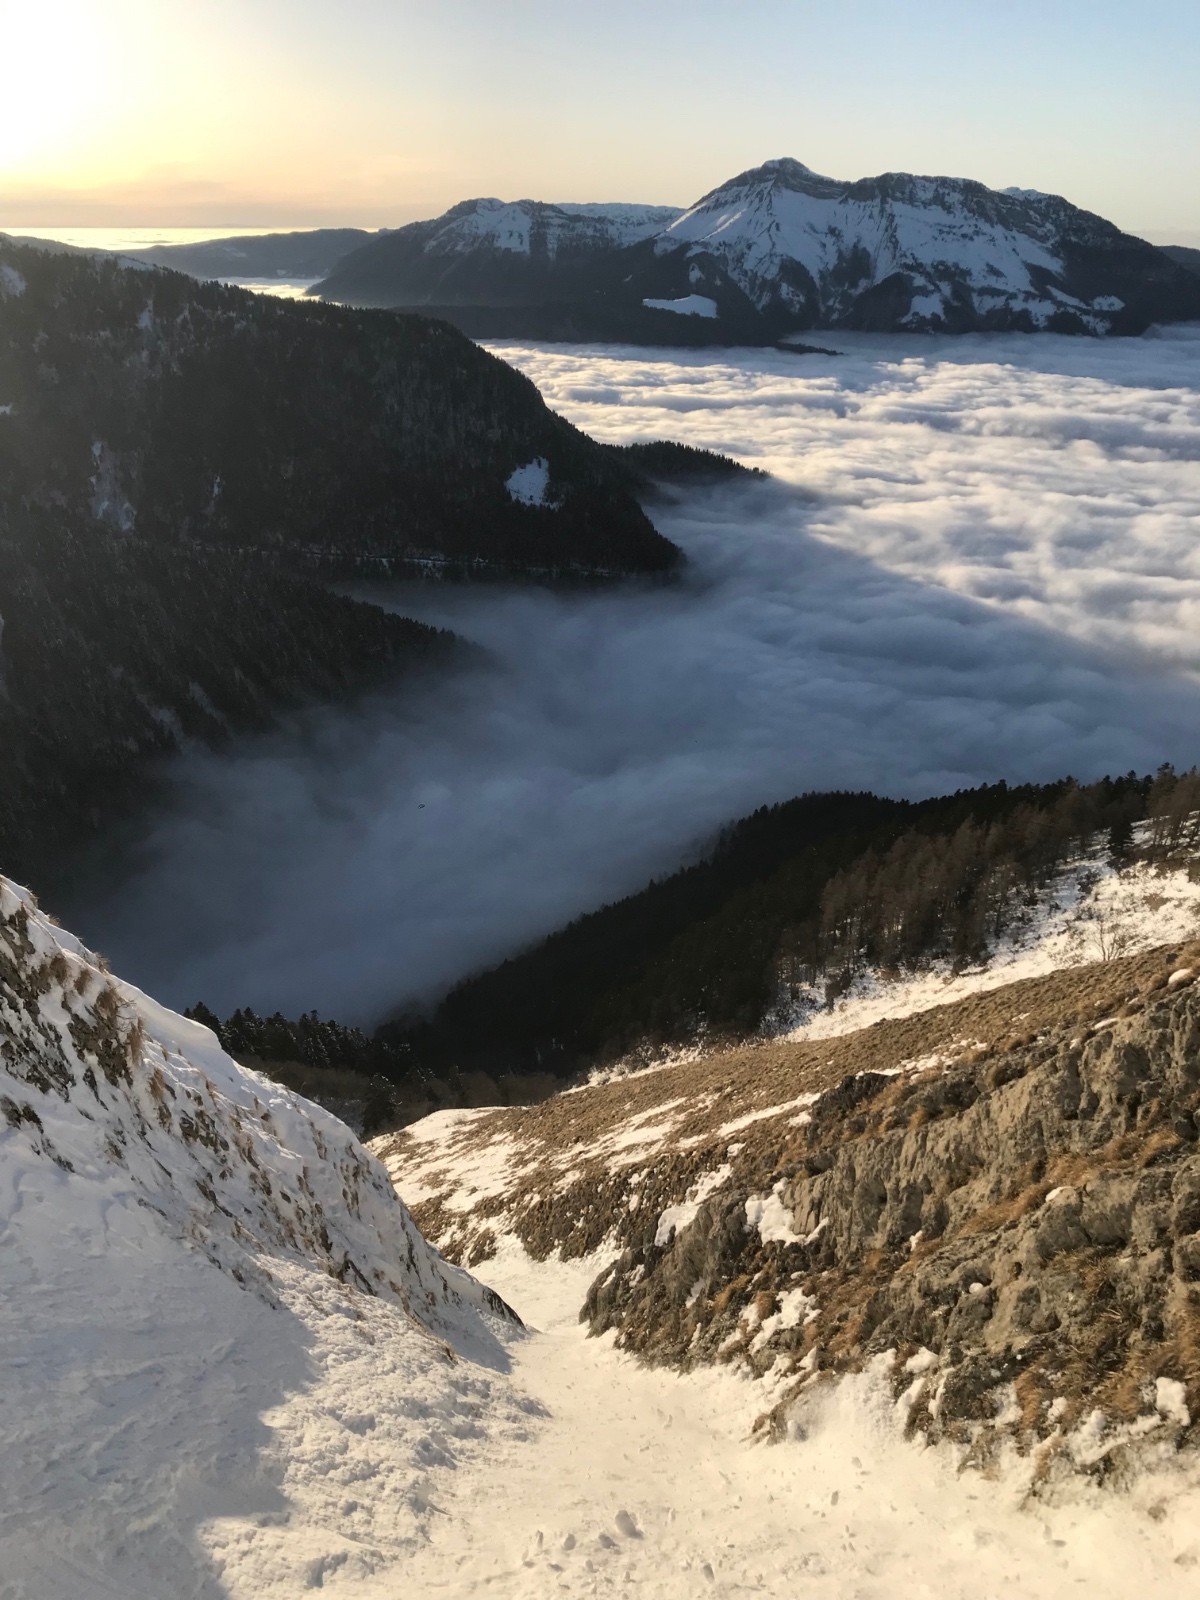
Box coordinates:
[506,456,553,506]
[642,294,719,318]
[0,878,521,1598]
[425,198,683,260]
[388,1238,1200,1598]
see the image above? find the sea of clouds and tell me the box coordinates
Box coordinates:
[71,328,1200,1022]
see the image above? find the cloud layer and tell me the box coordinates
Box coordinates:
[69,328,1200,1023]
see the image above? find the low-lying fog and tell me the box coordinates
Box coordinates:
[71,328,1200,1024]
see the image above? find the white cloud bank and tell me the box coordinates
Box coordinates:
[69,327,1200,1023]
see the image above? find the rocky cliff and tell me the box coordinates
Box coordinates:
[379,943,1200,1481]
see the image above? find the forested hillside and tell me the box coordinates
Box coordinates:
[386,773,1160,1075]
[0,240,688,883]
[0,498,455,885]
[0,239,678,580]
[197,768,1200,1123]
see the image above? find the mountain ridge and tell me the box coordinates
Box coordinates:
[377,934,1200,1480]
[315,157,1200,340]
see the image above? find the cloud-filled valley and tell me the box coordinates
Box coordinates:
[68,328,1200,1024]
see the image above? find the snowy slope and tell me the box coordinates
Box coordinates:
[432,197,685,257]
[656,157,1193,333]
[0,876,522,1598]
[313,197,685,311]
[376,956,1200,1594]
[376,844,1200,1514]
[387,1241,1200,1598]
[766,846,1200,1043]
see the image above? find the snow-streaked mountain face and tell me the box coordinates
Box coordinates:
[658,157,1119,331]
[316,156,1200,338]
[0,875,520,1595]
[429,197,684,258]
[0,875,507,1323]
[314,198,686,314]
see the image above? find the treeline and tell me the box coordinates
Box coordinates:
[389,773,1158,1077]
[605,439,768,492]
[186,1003,411,1080]
[183,1001,558,1136]
[194,767,1200,1123]
[798,782,1146,989]
[0,497,456,887]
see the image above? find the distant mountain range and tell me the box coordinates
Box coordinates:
[2,228,378,283]
[311,158,1200,341]
[1162,244,1200,276]
[123,227,376,280]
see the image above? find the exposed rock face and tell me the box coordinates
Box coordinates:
[379,945,1200,1476]
[586,960,1200,1472]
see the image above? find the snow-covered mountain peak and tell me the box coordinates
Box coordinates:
[655,154,1169,332]
[314,158,1200,335]
[691,155,843,200]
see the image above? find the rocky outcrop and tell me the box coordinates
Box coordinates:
[585,954,1200,1474]
[377,941,1200,1475]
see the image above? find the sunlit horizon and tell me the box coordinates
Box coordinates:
[3,0,1198,245]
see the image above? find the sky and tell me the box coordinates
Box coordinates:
[2,0,1198,242]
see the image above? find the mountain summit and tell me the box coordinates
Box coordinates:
[316,158,1200,340]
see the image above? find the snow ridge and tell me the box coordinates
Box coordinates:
[0,876,506,1328]
[0,876,520,1596]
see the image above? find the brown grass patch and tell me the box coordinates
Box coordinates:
[711,1274,753,1318]
[1136,1126,1184,1168]
[752,1289,777,1324]
[958,1175,1056,1237]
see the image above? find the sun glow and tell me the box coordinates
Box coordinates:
[0,2,123,177]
